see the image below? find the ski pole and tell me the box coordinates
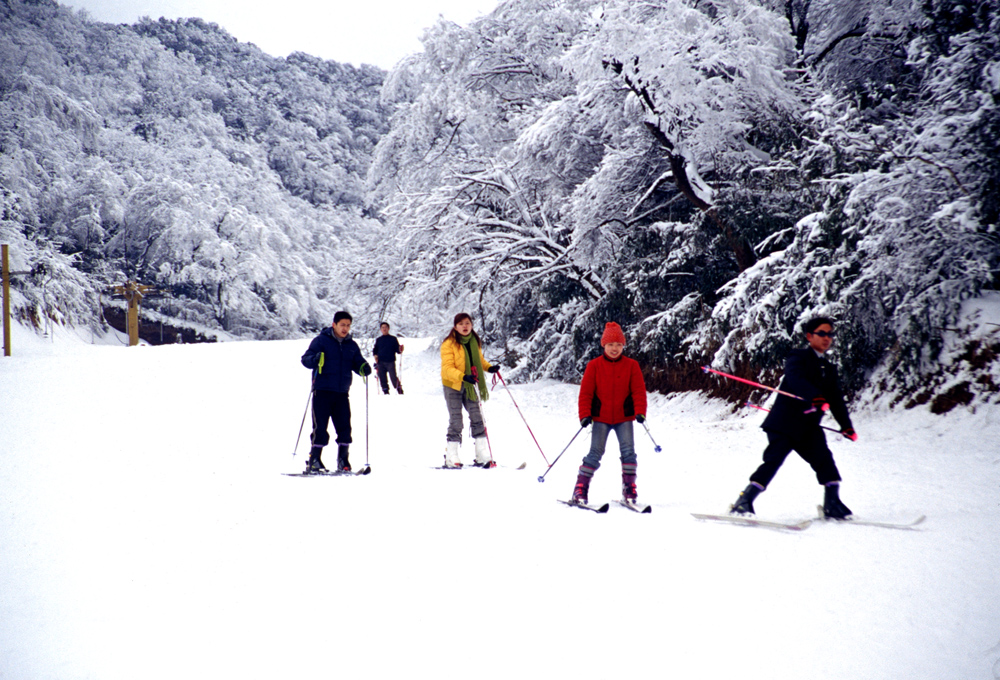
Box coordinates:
[472,366,495,464]
[491,370,549,465]
[701,366,828,413]
[744,402,853,437]
[639,420,662,452]
[537,425,585,483]
[292,381,314,456]
[360,373,371,474]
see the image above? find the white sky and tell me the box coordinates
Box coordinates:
[63,0,501,70]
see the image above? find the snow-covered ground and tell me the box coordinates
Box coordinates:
[2,323,999,680]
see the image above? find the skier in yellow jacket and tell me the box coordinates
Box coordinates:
[440,312,500,468]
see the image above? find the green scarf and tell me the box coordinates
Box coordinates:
[458,333,489,402]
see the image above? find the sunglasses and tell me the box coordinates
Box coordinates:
[810,330,835,338]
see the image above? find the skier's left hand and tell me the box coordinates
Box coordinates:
[486,364,500,373]
[636,414,645,423]
[841,427,858,441]
[359,363,371,377]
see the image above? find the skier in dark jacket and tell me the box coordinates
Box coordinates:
[372,322,404,395]
[730,316,858,519]
[300,311,371,473]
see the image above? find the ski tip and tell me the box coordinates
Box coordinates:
[596,503,610,513]
[517,462,527,470]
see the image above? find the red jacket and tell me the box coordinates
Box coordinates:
[578,354,647,424]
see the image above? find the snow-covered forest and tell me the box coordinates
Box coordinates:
[2,0,998,408]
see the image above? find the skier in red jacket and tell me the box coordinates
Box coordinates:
[572,322,648,504]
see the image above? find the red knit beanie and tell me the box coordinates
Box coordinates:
[601,322,626,346]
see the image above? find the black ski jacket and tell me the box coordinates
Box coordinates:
[372,334,402,363]
[762,348,853,438]
[301,327,369,393]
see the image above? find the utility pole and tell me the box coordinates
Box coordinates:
[2,245,32,357]
[2,245,10,357]
[111,281,155,346]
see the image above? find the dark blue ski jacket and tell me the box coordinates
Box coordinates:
[301,327,370,393]
[762,348,853,438]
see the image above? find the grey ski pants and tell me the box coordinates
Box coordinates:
[443,385,485,443]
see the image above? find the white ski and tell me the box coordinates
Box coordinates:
[815,506,926,530]
[691,512,812,531]
[616,500,652,514]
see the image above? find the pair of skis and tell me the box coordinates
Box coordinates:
[283,466,371,478]
[435,462,527,470]
[691,507,926,531]
[559,499,652,514]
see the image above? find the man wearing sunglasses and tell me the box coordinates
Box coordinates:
[730,316,858,519]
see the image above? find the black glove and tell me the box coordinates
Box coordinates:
[842,427,858,441]
[486,364,500,373]
[580,416,592,427]
[359,363,371,377]
[463,374,477,384]
[810,396,829,412]
[636,414,645,423]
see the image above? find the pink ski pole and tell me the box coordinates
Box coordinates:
[491,371,549,465]
[701,366,828,413]
[744,402,846,435]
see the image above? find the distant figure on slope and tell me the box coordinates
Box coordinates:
[440,312,500,468]
[730,316,858,519]
[572,322,648,504]
[300,311,371,473]
[372,321,404,395]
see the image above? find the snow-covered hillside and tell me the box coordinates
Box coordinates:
[1,326,999,679]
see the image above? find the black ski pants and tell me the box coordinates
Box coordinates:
[376,360,400,393]
[310,389,352,448]
[749,428,842,489]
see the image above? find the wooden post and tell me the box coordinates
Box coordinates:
[127,290,139,346]
[112,281,153,347]
[2,245,10,357]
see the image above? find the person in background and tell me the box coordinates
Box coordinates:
[572,322,648,505]
[440,312,500,468]
[372,321,404,395]
[300,311,371,473]
[729,316,858,519]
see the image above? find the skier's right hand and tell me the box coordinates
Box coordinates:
[811,396,830,412]
[841,427,858,441]
[580,416,592,427]
[463,374,477,384]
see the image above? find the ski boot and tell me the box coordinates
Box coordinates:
[823,482,853,520]
[731,482,763,515]
[306,446,327,474]
[571,466,595,504]
[336,444,351,473]
[622,464,638,503]
[444,441,463,468]
[472,437,495,468]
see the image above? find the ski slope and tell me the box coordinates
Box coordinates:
[2,324,999,680]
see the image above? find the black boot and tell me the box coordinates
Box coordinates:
[731,483,763,515]
[306,446,326,473]
[823,482,852,519]
[336,444,351,472]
